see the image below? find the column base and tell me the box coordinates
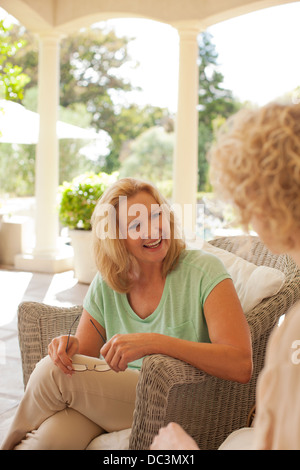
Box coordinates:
[14,244,74,274]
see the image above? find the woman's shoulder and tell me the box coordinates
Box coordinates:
[88,271,113,294]
[179,247,224,267]
[84,270,117,309]
[177,248,227,278]
[89,271,103,286]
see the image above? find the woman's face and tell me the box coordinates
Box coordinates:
[119,191,171,268]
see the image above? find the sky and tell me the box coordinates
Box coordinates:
[103,1,300,111]
[1,2,300,112]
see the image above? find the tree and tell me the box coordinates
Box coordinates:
[0,19,33,196]
[102,103,171,173]
[7,24,133,107]
[8,23,171,172]
[0,143,35,195]
[119,126,174,197]
[59,28,172,171]
[197,31,241,190]
[0,20,30,101]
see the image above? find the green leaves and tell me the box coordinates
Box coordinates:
[0,20,30,100]
[197,32,241,190]
[58,172,118,230]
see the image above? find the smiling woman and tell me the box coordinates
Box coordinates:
[91,178,184,294]
[1,177,252,450]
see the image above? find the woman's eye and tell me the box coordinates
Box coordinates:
[152,211,162,219]
[129,222,140,231]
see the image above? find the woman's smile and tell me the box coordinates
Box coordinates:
[143,237,162,250]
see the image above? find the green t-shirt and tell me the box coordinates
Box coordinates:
[83,249,231,370]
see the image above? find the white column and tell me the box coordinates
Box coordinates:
[35,32,60,255]
[15,32,73,273]
[172,23,201,238]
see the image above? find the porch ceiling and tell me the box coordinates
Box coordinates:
[1,0,299,33]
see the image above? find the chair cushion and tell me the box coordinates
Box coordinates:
[86,428,131,450]
[190,241,285,313]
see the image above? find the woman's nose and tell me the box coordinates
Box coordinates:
[144,220,160,240]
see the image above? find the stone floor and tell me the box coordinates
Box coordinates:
[0,265,89,446]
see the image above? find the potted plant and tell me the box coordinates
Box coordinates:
[58,171,118,283]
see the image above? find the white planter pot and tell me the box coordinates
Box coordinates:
[69,229,97,284]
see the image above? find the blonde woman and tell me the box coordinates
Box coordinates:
[1,178,252,450]
[151,103,300,450]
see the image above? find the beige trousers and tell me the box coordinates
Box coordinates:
[1,354,139,450]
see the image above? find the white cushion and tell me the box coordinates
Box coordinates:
[218,427,255,450]
[189,240,285,313]
[86,428,131,450]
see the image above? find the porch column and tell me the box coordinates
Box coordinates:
[15,32,73,273]
[172,23,201,238]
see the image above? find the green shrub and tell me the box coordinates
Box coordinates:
[58,172,118,230]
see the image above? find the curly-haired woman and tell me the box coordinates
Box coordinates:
[151,103,300,450]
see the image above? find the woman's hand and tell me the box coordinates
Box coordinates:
[150,422,199,450]
[100,333,156,372]
[48,335,79,376]
[47,310,106,376]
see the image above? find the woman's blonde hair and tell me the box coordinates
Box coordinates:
[91,177,186,293]
[209,103,300,248]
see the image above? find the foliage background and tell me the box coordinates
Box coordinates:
[0,21,241,198]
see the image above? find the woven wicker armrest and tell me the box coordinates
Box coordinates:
[129,353,258,450]
[129,354,210,449]
[18,302,82,388]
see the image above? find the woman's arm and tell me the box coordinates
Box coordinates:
[157,278,253,383]
[75,308,106,356]
[101,279,253,383]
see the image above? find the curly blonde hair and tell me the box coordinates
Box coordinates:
[91,177,186,293]
[209,103,300,248]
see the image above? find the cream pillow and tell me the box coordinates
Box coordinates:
[86,428,131,450]
[188,240,285,313]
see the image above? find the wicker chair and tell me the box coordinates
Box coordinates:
[17,236,300,449]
